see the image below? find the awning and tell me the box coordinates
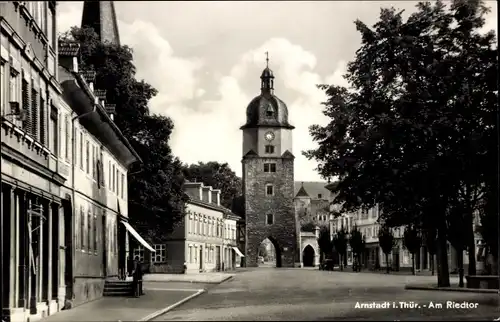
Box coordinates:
[232,247,244,257]
[121,221,155,252]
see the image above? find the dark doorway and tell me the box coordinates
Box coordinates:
[62,199,73,299]
[302,245,315,267]
[199,247,203,270]
[117,220,126,279]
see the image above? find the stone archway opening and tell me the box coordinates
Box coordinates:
[258,237,282,267]
[302,245,315,267]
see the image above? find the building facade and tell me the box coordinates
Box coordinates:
[151,182,244,274]
[242,62,298,268]
[1,2,66,321]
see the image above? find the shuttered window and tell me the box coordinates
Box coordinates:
[21,80,30,132]
[65,115,70,161]
[31,87,38,140]
[86,140,90,174]
[93,212,98,253]
[88,209,92,252]
[39,96,45,145]
[81,206,86,250]
[108,161,112,189]
[50,106,58,156]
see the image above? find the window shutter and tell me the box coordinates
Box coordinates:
[39,95,45,145]
[31,87,38,140]
[21,80,30,132]
[65,115,70,161]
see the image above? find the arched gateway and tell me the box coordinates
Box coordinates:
[242,56,299,268]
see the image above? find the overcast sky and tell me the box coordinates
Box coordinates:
[57,1,498,182]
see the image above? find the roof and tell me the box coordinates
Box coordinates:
[94,89,107,99]
[58,41,80,56]
[296,185,309,197]
[188,198,240,220]
[241,93,294,130]
[294,181,331,200]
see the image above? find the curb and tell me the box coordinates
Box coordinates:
[144,275,234,285]
[139,289,205,321]
[405,285,498,294]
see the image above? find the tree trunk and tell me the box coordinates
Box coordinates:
[436,226,451,287]
[458,248,464,287]
[339,254,343,271]
[411,253,415,275]
[467,214,476,276]
[431,255,435,276]
[385,254,390,274]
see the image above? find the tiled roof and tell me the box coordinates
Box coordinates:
[293,181,331,200]
[58,41,80,56]
[80,70,96,83]
[296,184,309,197]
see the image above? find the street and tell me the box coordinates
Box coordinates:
[152,268,500,321]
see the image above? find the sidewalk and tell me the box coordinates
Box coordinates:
[143,272,234,284]
[405,282,498,294]
[41,289,202,322]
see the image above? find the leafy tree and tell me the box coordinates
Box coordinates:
[332,228,348,271]
[182,162,242,209]
[479,211,498,275]
[301,221,317,233]
[60,27,188,239]
[446,206,469,287]
[349,225,365,271]
[304,0,497,287]
[378,226,395,274]
[403,225,422,275]
[317,226,332,263]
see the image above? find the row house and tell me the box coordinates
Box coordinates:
[147,182,244,274]
[1,2,65,322]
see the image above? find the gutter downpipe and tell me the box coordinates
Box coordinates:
[70,103,96,298]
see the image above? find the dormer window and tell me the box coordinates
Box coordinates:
[265,104,275,117]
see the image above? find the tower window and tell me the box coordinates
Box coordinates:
[264,163,276,173]
[265,105,275,117]
[265,145,275,154]
[318,194,322,199]
[266,214,274,225]
[265,184,274,196]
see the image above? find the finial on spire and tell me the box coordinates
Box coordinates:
[265,51,269,68]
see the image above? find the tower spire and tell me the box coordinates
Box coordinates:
[81,1,121,45]
[265,51,269,68]
[260,51,274,94]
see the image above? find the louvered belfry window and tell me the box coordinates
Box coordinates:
[39,96,46,145]
[21,80,30,132]
[31,87,39,140]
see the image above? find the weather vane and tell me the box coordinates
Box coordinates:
[265,51,269,68]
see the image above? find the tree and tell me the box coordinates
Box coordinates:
[446,205,469,287]
[332,228,348,270]
[60,27,188,239]
[304,0,497,287]
[424,228,438,276]
[301,221,317,233]
[378,226,395,274]
[317,226,332,263]
[403,225,421,276]
[182,162,242,209]
[349,225,365,272]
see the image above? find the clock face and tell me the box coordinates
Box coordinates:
[265,131,275,141]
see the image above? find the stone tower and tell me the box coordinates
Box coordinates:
[241,59,298,267]
[81,1,121,45]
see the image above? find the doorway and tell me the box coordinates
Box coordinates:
[199,247,203,270]
[302,245,315,267]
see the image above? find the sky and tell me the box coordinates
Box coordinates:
[57,1,498,182]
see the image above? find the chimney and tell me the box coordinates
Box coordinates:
[211,189,221,206]
[202,186,213,204]
[184,182,203,201]
[58,41,80,72]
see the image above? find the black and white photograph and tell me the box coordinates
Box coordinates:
[0,0,498,321]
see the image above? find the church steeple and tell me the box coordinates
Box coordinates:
[260,51,274,94]
[81,1,121,45]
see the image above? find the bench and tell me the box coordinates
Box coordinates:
[465,275,499,289]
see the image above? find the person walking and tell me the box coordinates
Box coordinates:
[132,256,141,297]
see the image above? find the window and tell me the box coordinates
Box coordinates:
[264,163,276,173]
[265,105,274,117]
[93,212,98,253]
[361,209,369,220]
[60,114,65,156]
[108,161,112,188]
[112,165,116,192]
[153,244,167,262]
[87,209,92,251]
[188,246,193,263]
[318,194,322,199]
[0,62,5,114]
[47,5,55,49]
[79,132,83,169]
[50,106,58,156]
[92,145,96,179]
[265,145,274,154]
[80,206,85,250]
[121,173,125,199]
[265,184,274,196]
[39,96,45,145]
[115,168,119,195]
[21,79,30,132]
[85,140,90,174]
[8,68,19,121]
[65,115,70,161]
[194,246,198,263]
[133,246,145,262]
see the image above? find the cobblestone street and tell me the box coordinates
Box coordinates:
[152,268,500,321]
